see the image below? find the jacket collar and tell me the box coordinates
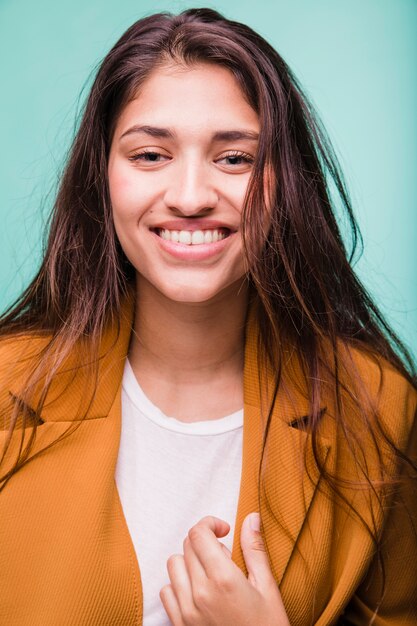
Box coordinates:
[8,291,134,422]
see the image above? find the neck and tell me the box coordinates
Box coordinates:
[128,277,249,421]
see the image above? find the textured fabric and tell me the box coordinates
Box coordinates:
[0,295,416,625]
[115,359,243,625]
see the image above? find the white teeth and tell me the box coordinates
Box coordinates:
[178,231,192,244]
[191,230,205,244]
[158,229,228,245]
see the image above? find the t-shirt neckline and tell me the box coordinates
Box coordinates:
[122,359,244,436]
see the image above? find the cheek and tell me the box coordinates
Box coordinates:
[109,167,151,228]
[109,169,135,214]
[224,177,251,217]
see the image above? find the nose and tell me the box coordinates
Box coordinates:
[163,160,219,216]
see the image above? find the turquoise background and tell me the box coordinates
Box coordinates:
[0,0,416,358]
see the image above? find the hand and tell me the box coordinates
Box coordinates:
[160,512,290,625]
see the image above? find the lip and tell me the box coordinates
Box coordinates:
[150,229,236,261]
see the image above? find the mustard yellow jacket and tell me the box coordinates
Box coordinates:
[0,297,416,625]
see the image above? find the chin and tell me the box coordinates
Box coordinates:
[160,283,226,304]
[136,270,247,305]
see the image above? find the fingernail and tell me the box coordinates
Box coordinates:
[250,512,260,532]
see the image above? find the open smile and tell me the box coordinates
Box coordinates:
[150,225,237,261]
[152,227,231,245]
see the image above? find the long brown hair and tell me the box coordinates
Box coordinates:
[1,6,416,595]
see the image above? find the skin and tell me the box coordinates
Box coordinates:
[108,63,290,625]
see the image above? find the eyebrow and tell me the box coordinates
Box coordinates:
[119,125,259,142]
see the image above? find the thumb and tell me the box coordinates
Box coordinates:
[240,512,275,590]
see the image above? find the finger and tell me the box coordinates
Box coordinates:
[199,515,230,539]
[187,516,234,579]
[240,512,279,592]
[183,535,207,591]
[166,554,196,619]
[220,542,232,559]
[160,584,184,626]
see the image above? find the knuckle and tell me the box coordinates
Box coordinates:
[188,526,203,543]
[182,605,199,625]
[251,537,266,551]
[211,572,234,592]
[189,515,215,536]
[193,584,211,608]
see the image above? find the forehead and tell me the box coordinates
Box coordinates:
[113,63,259,139]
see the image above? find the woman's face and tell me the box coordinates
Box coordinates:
[108,62,260,304]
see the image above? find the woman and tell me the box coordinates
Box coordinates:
[0,8,416,625]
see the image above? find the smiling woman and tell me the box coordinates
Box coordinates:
[0,8,416,626]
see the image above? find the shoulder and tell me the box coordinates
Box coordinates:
[334,341,417,455]
[0,333,51,382]
[0,333,51,427]
[346,343,416,421]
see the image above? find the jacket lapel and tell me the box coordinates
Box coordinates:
[2,294,144,625]
[231,313,331,585]
[8,292,134,423]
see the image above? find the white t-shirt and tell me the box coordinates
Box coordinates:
[115,360,244,626]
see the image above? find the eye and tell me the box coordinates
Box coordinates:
[128,150,171,164]
[216,151,254,168]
